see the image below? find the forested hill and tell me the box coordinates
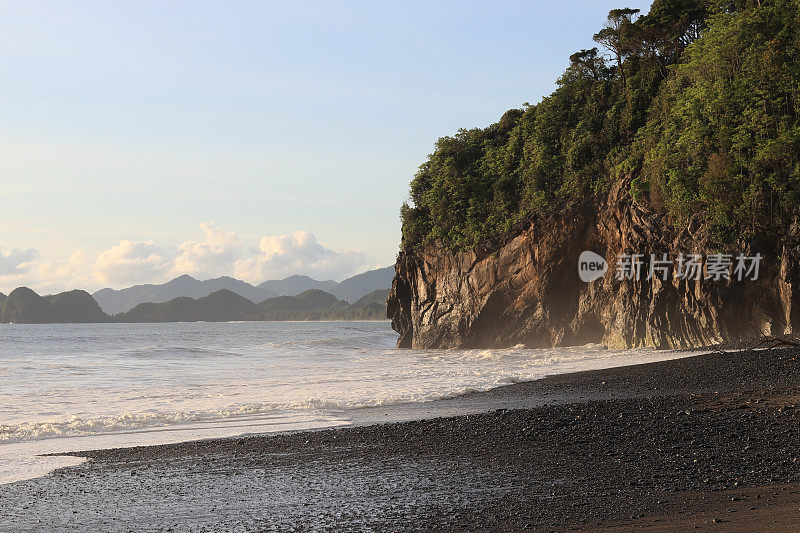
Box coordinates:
[117,289,390,322]
[0,288,109,324]
[400,0,800,252]
[389,0,800,350]
[0,288,390,324]
[93,267,395,315]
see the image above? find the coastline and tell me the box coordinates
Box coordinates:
[2,347,799,531]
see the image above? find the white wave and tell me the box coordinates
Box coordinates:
[112,345,244,359]
[0,321,703,485]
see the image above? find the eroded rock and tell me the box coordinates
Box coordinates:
[388,178,798,349]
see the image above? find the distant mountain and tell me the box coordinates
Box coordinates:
[329,289,389,321]
[93,275,277,315]
[257,266,395,302]
[260,289,348,320]
[329,267,394,302]
[350,289,390,308]
[117,288,387,323]
[93,266,396,314]
[1,287,109,324]
[332,267,394,302]
[259,288,387,321]
[118,290,261,323]
[0,284,389,324]
[257,276,338,298]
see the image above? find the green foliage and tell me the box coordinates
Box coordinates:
[1,287,109,323]
[400,0,800,251]
[637,0,800,238]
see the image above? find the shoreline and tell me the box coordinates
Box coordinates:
[2,347,799,531]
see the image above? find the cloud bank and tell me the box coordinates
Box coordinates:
[234,230,368,282]
[0,223,373,293]
[94,240,171,285]
[0,250,92,295]
[173,222,242,279]
[0,247,40,275]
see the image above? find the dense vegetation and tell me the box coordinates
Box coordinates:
[258,289,388,321]
[0,287,109,323]
[401,0,800,251]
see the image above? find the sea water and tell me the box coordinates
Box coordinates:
[0,321,696,484]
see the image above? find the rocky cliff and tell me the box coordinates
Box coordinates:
[388,178,800,350]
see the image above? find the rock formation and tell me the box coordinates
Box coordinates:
[388,178,798,349]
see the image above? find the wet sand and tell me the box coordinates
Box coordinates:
[1,347,799,531]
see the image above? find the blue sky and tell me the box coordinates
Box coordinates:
[0,0,653,293]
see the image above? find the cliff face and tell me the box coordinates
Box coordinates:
[388,179,800,349]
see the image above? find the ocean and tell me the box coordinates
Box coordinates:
[0,321,696,485]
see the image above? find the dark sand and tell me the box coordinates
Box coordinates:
[1,348,799,532]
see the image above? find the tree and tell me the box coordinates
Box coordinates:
[593,8,640,89]
[399,0,800,252]
[567,48,608,81]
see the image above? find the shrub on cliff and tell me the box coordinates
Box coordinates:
[401,0,800,252]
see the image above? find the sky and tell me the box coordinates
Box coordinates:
[0,0,653,294]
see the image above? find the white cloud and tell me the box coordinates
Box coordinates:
[2,224,374,293]
[172,222,241,279]
[32,251,93,292]
[0,247,40,275]
[91,223,241,287]
[1,250,92,294]
[235,230,368,282]
[93,240,171,285]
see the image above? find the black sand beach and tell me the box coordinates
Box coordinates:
[2,347,799,532]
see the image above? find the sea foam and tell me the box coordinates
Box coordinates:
[0,321,698,485]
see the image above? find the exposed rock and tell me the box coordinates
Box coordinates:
[388,178,797,349]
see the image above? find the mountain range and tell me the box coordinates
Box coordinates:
[0,286,390,324]
[93,266,394,315]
